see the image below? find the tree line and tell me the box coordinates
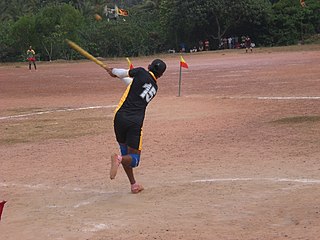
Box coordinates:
[0,0,319,62]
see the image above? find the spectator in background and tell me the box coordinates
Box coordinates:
[245,36,253,53]
[228,37,232,49]
[235,36,240,49]
[219,38,224,49]
[27,46,37,71]
[190,46,197,53]
[204,39,210,51]
[223,38,228,49]
[198,40,204,51]
[241,35,246,48]
[180,42,186,52]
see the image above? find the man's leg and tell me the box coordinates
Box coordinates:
[110,145,144,193]
[121,147,139,184]
[111,146,139,184]
[110,143,128,180]
[122,147,144,193]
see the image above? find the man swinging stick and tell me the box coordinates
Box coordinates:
[66,40,166,194]
[106,59,166,194]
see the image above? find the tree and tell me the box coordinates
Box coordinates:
[0,0,36,21]
[10,15,38,60]
[0,21,16,62]
[159,0,197,50]
[270,0,320,45]
[159,0,273,50]
[35,3,85,61]
[0,0,319,62]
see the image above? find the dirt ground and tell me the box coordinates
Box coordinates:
[1,45,320,240]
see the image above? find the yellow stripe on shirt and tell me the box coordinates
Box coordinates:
[138,128,143,150]
[114,81,132,115]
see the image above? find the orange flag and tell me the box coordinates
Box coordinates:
[180,56,188,69]
[118,8,129,16]
[0,201,6,221]
[126,57,134,69]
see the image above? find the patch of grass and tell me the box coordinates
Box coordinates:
[272,115,320,124]
[259,44,320,53]
[0,138,29,145]
[0,110,114,145]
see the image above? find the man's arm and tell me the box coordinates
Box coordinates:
[111,68,132,85]
[112,68,129,78]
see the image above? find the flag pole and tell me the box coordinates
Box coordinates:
[178,64,182,97]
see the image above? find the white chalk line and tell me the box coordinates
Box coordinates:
[2,177,319,233]
[4,177,319,213]
[2,177,320,193]
[74,201,91,208]
[192,177,320,184]
[0,182,112,194]
[1,96,318,121]
[82,223,111,232]
[258,96,320,100]
[216,96,320,100]
[0,105,117,121]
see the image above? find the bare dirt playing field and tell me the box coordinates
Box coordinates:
[1,45,320,240]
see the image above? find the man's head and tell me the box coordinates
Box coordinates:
[148,59,166,78]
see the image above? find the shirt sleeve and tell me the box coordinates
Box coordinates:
[128,67,143,78]
[120,77,133,85]
[112,68,129,78]
[112,68,132,85]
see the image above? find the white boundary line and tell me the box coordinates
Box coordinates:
[257,97,320,100]
[0,182,113,194]
[0,105,117,121]
[1,177,320,193]
[216,96,320,100]
[1,96,319,121]
[192,177,320,184]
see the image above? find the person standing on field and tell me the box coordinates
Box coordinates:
[204,39,210,51]
[245,36,253,53]
[106,59,167,194]
[27,46,37,71]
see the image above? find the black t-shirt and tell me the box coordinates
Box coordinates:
[115,67,158,124]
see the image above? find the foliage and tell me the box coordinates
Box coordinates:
[10,15,38,61]
[0,0,319,62]
[159,0,273,50]
[0,21,16,61]
[35,3,85,61]
[270,0,320,45]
